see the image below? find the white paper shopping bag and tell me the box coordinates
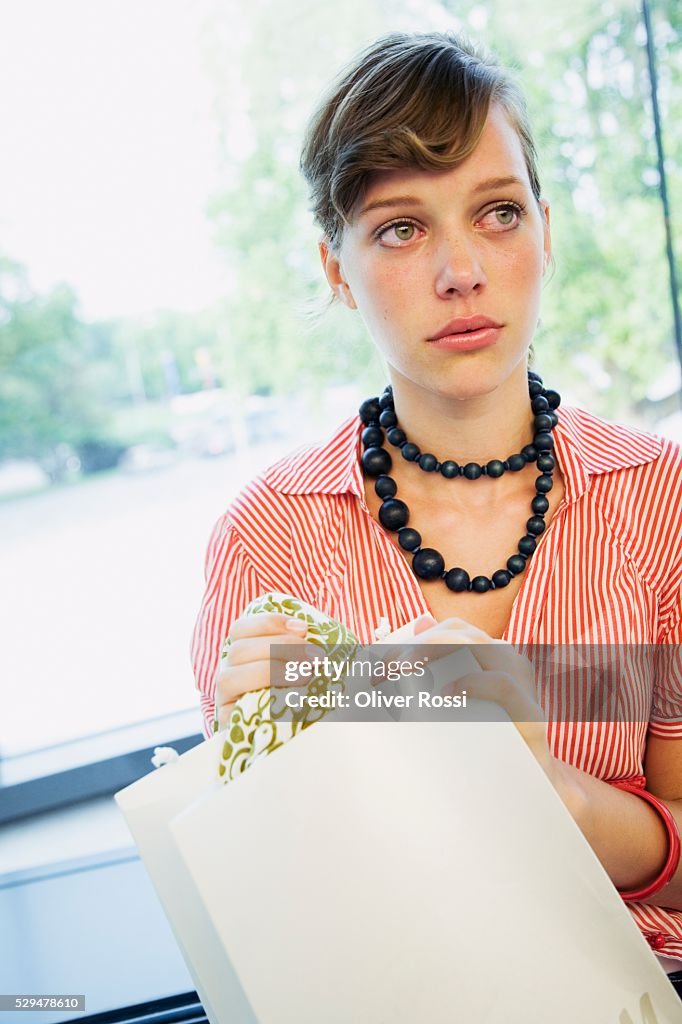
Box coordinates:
[169,720,682,1024]
[114,733,258,1024]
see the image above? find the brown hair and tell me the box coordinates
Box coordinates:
[300,31,541,253]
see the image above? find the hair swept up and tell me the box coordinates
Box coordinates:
[300,31,541,252]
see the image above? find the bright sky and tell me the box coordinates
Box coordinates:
[0,0,228,320]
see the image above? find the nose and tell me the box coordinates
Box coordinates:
[434,236,487,298]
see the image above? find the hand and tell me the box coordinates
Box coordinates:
[214,612,309,729]
[410,615,552,770]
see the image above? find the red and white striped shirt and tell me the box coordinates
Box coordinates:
[191,402,682,954]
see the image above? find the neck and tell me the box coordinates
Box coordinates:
[387,365,534,464]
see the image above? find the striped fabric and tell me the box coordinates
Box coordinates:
[190,402,682,955]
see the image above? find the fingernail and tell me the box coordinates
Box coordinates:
[286,619,308,634]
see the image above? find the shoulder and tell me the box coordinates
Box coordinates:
[223,414,361,535]
[558,404,679,472]
[260,414,362,495]
[560,404,681,591]
[558,404,681,496]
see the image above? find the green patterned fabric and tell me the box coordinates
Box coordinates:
[216,593,360,782]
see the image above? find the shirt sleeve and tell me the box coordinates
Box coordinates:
[190,514,265,738]
[649,590,682,740]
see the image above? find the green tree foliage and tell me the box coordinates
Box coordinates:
[107,309,224,403]
[201,0,388,399]
[2,0,679,476]
[204,0,681,422]
[0,258,113,470]
[498,0,682,419]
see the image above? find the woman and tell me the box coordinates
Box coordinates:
[191,31,682,986]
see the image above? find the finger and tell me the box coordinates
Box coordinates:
[216,658,279,709]
[217,697,236,730]
[446,670,545,723]
[398,636,471,668]
[229,612,308,642]
[413,614,438,635]
[460,643,536,691]
[438,616,497,636]
[224,633,312,668]
[217,639,323,700]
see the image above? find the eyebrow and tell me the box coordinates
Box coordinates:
[358,175,527,218]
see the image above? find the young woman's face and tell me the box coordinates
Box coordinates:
[320,104,551,402]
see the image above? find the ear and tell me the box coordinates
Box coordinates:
[539,199,552,274]
[318,238,357,310]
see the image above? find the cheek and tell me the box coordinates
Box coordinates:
[495,239,544,290]
[352,261,415,320]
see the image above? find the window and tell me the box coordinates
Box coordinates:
[1,0,679,799]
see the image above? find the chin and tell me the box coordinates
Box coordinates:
[436,365,512,400]
[443,380,500,402]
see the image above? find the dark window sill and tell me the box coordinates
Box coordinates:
[0,708,205,825]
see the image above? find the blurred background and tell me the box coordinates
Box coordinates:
[1,0,680,764]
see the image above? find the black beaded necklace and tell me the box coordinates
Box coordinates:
[359,371,561,594]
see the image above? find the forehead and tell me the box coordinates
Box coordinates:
[358,105,530,211]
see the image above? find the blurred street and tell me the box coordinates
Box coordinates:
[0,443,297,757]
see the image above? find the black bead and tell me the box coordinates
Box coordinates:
[535,474,554,493]
[545,389,561,410]
[536,453,555,472]
[401,443,420,461]
[531,395,549,413]
[528,380,544,397]
[533,432,554,451]
[362,447,392,476]
[359,397,381,424]
[527,370,543,382]
[375,475,397,499]
[379,498,409,530]
[522,444,538,463]
[507,453,526,472]
[463,462,482,480]
[440,460,459,478]
[379,409,397,429]
[486,459,506,478]
[548,410,559,427]
[379,390,394,410]
[419,453,438,472]
[444,567,470,592]
[518,535,537,556]
[531,494,549,514]
[387,427,407,447]
[507,554,527,575]
[398,527,421,552]
[526,515,546,536]
[413,548,445,580]
[362,426,383,448]
[492,569,512,588]
[534,413,553,432]
[471,575,492,593]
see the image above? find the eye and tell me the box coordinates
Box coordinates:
[478,201,526,231]
[374,218,422,247]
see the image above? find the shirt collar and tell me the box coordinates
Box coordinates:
[263,404,663,502]
[262,415,365,496]
[552,405,662,503]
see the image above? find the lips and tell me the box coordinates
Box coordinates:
[429,315,502,341]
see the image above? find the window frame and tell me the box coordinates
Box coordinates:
[0,708,205,825]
